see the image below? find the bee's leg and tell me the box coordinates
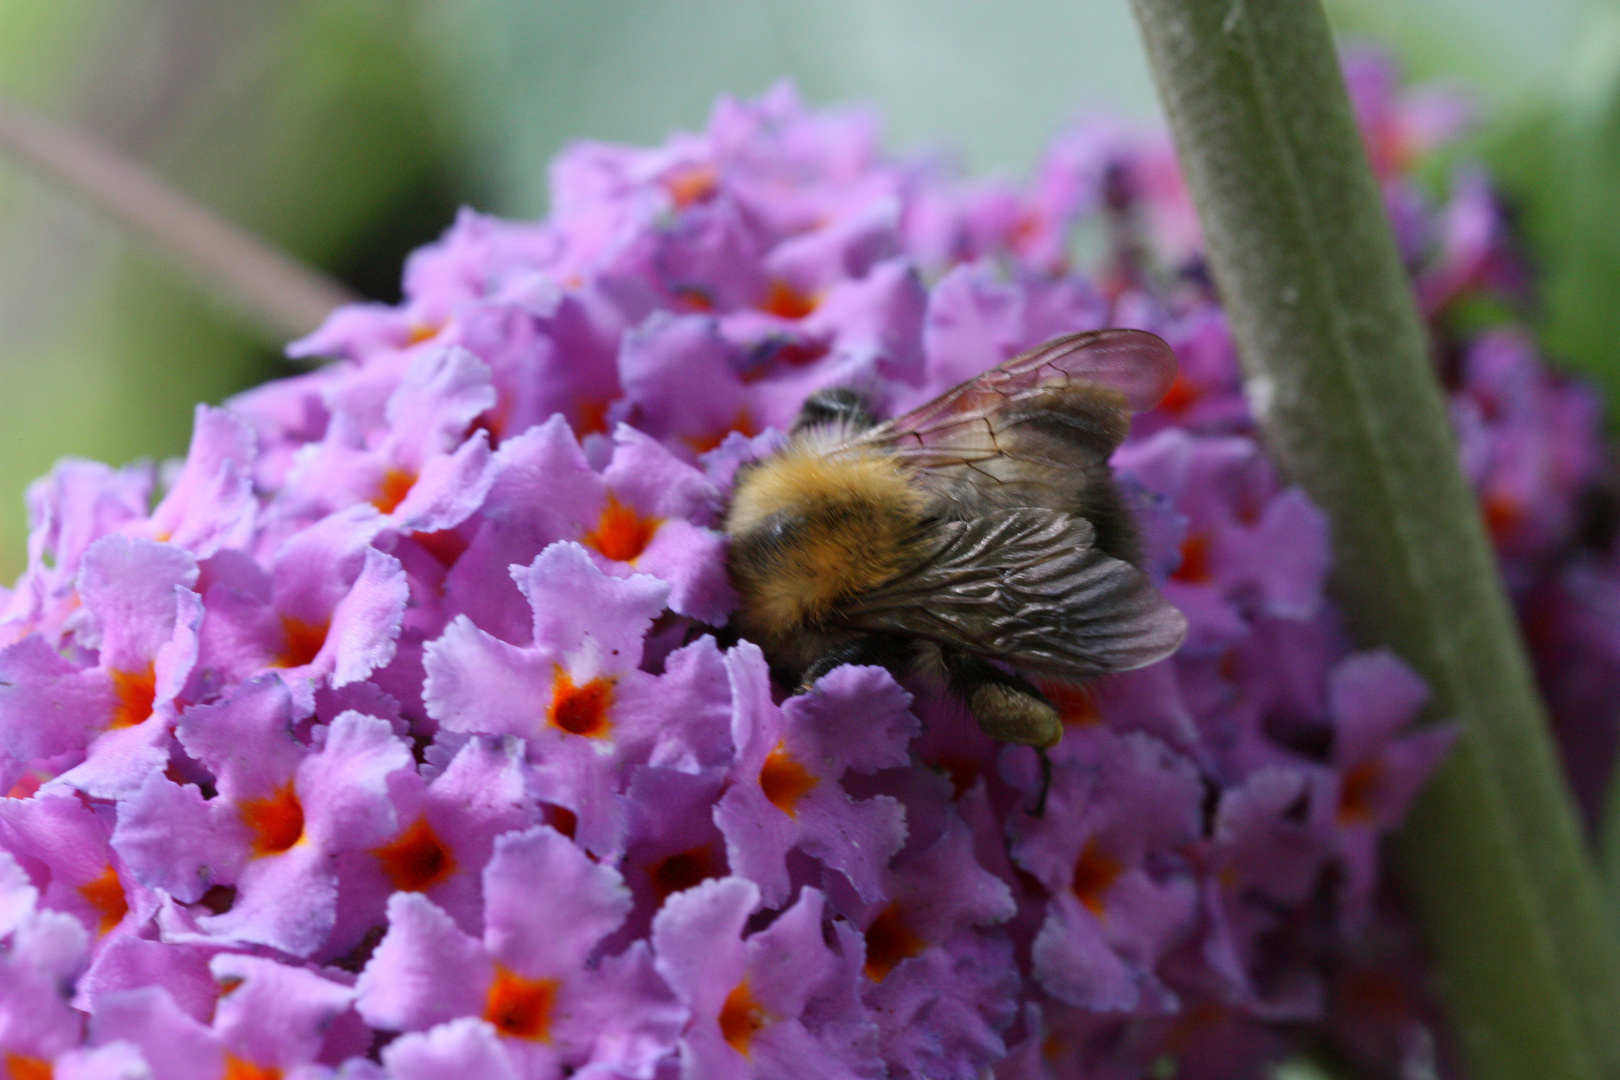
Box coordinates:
[942,650,1061,816]
[942,651,1062,749]
[1034,748,1053,817]
[797,633,915,693]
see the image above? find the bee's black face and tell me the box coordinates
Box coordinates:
[790,387,877,435]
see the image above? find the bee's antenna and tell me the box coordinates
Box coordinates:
[1028,747,1053,818]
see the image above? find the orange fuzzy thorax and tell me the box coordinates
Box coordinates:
[726,441,928,638]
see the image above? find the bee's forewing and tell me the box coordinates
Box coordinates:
[873,329,1177,450]
[981,328,1178,412]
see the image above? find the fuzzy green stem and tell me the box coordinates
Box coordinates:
[1126,1,1620,1077]
[1601,745,1620,916]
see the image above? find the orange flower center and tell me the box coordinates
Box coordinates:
[276,615,329,669]
[5,772,45,800]
[863,903,926,982]
[373,816,457,893]
[5,1054,52,1080]
[548,667,615,739]
[663,163,720,208]
[718,980,772,1057]
[684,410,758,455]
[1171,533,1213,584]
[484,965,559,1041]
[1072,840,1124,917]
[1041,681,1099,727]
[110,664,157,729]
[650,846,723,901]
[574,399,611,438]
[1482,491,1523,541]
[760,279,817,319]
[584,493,661,563]
[405,321,443,346]
[241,782,305,856]
[371,468,417,514]
[1158,373,1200,414]
[674,286,715,312]
[932,755,982,800]
[78,864,128,935]
[1338,759,1383,824]
[413,528,469,569]
[758,742,818,817]
[543,804,578,840]
[222,1056,282,1080]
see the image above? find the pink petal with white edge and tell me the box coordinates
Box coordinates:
[381,1018,521,1080]
[518,542,669,669]
[482,826,632,975]
[209,953,356,1069]
[144,405,258,558]
[74,536,198,672]
[356,892,491,1032]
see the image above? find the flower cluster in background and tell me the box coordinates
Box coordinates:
[0,51,1605,1080]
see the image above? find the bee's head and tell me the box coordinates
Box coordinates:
[791,387,877,435]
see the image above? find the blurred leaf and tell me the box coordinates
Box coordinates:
[1480,8,1620,405]
[1269,1060,1341,1080]
[1324,0,1585,109]
[0,0,464,580]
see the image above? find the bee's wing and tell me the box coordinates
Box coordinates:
[840,508,1186,678]
[845,329,1177,511]
[856,329,1175,459]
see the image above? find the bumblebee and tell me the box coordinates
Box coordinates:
[724,329,1188,788]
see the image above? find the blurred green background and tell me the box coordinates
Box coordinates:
[0,0,1612,582]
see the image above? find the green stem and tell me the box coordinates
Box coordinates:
[1601,743,1620,915]
[1125,1,1620,1077]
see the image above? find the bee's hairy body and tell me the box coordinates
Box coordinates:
[726,433,932,679]
[719,331,1189,803]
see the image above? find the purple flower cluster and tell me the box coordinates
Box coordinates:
[0,53,1606,1080]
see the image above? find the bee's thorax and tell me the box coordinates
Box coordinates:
[724,443,929,639]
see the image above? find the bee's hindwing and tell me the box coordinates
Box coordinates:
[837,507,1187,678]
